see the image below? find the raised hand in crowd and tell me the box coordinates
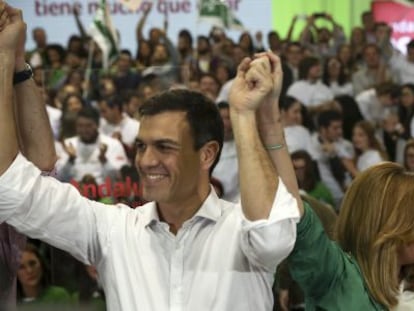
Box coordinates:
[62,141,77,162]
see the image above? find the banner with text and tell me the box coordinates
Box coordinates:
[11,0,272,54]
[372,0,414,53]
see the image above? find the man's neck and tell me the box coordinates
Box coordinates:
[157,186,210,235]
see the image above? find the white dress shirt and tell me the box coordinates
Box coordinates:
[99,114,140,147]
[286,80,334,108]
[57,134,128,183]
[0,154,300,311]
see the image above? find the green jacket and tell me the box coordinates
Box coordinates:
[288,204,386,310]
[18,286,72,311]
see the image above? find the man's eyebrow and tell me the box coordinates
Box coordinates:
[136,138,181,147]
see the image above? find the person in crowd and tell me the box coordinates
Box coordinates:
[288,158,414,309]
[16,243,72,310]
[377,111,406,164]
[238,32,255,56]
[44,44,67,90]
[110,49,141,95]
[287,56,334,113]
[352,43,393,95]
[59,93,87,141]
[398,83,414,139]
[135,39,152,70]
[322,56,354,97]
[57,106,128,183]
[177,29,194,65]
[336,43,355,78]
[361,10,376,43]
[198,73,221,102]
[267,30,282,55]
[291,150,334,207]
[309,109,354,209]
[349,26,367,68]
[135,3,162,50]
[283,42,304,83]
[342,120,388,178]
[26,27,48,68]
[299,13,346,61]
[0,8,302,310]
[98,95,140,149]
[389,40,414,85]
[403,139,414,172]
[355,82,399,127]
[211,102,239,203]
[334,95,364,141]
[0,4,56,309]
[280,96,313,156]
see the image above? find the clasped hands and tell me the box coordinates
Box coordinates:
[228,51,283,117]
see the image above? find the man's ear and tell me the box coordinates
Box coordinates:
[200,141,220,172]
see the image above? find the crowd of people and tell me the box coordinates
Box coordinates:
[2,2,414,310]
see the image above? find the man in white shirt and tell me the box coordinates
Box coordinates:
[0,11,301,311]
[98,95,140,154]
[309,110,354,209]
[287,56,334,112]
[58,106,128,184]
[389,40,414,85]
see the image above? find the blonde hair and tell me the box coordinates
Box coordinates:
[336,162,414,309]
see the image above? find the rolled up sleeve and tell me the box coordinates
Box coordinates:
[0,154,114,265]
[240,178,300,271]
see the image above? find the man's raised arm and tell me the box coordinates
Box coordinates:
[228,55,282,220]
[13,14,56,172]
[0,5,24,176]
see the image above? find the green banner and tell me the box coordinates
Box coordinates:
[272,0,373,40]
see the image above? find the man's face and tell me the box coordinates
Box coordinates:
[117,53,132,72]
[286,45,303,67]
[152,44,168,64]
[364,46,380,68]
[308,63,321,80]
[135,111,203,205]
[199,76,219,98]
[322,120,343,142]
[99,101,119,124]
[33,29,46,47]
[76,117,99,143]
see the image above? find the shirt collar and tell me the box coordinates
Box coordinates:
[143,186,222,228]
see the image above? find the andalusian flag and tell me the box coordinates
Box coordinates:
[89,0,119,69]
[198,0,244,30]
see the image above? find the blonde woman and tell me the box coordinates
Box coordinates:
[288,162,414,309]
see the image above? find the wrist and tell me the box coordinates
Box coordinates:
[15,57,26,72]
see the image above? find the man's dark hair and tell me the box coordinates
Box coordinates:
[298,56,320,80]
[102,96,124,112]
[317,109,342,129]
[77,106,100,125]
[139,89,224,173]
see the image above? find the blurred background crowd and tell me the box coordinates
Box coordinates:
[6,1,414,310]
